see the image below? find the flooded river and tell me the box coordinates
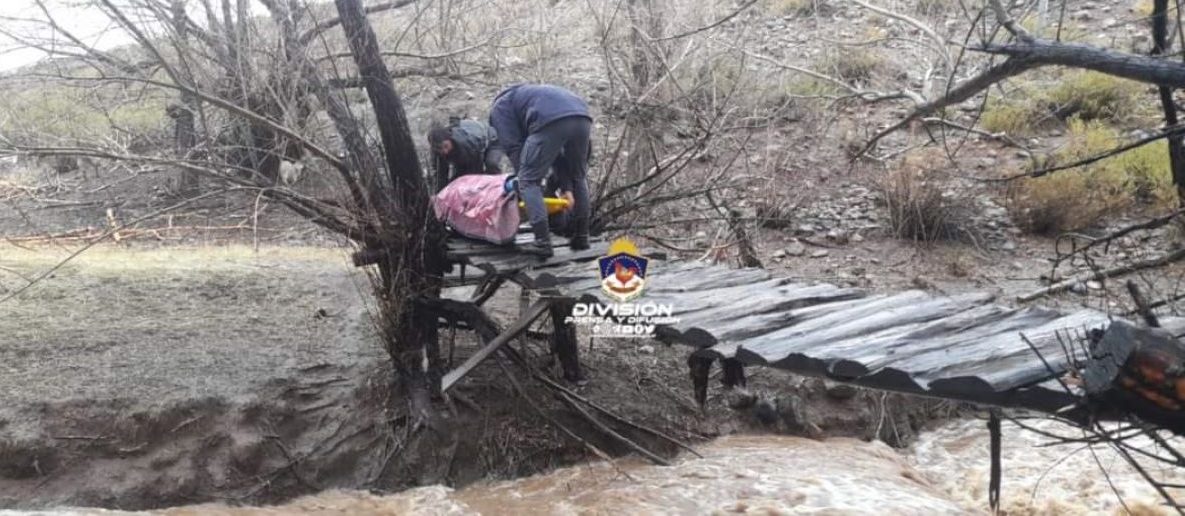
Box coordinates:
[8,418,1183,515]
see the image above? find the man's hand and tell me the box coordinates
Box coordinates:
[560,190,575,211]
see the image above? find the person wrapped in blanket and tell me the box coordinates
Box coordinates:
[427,117,506,191]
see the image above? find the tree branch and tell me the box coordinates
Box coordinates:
[298,0,417,46]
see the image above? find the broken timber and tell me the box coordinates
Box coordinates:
[423,227,1185,420]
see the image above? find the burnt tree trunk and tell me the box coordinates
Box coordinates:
[333,0,449,416]
[1150,0,1185,205]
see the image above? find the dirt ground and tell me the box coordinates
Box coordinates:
[0,244,957,511]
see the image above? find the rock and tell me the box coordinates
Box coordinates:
[796,223,817,235]
[1002,241,1017,251]
[1086,280,1103,290]
[773,249,787,259]
[851,233,865,243]
[827,229,850,245]
[1070,281,1088,295]
[639,344,655,354]
[754,397,779,425]
[726,388,758,410]
[785,241,807,257]
[1011,261,1024,270]
[776,394,809,432]
[811,249,830,258]
[826,383,859,400]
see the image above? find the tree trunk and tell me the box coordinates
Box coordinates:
[624,0,663,183]
[172,0,200,196]
[1150,0,1185,205]
[333,0,448,416]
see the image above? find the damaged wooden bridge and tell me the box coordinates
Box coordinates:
[436,230,1185,419]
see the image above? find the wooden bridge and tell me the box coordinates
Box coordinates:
[436,230,1185,418]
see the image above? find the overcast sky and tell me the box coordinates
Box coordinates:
[0,1,135,71]
[0,0,273,72]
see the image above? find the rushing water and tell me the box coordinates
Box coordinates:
[8,418,1185,515]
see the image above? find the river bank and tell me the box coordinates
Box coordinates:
[0,245,954,511]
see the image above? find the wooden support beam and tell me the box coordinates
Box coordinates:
[550,298,584,383]
[440,299,553,392]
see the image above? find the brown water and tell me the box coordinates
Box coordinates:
[10,419,1184,515]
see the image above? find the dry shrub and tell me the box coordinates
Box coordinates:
[816,47,885,87]
[981,72,1147,136]
[879,149,967,242]
[1006,118,1173,234]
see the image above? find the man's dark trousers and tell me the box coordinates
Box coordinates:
[517,116,591,238]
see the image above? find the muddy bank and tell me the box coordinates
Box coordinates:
[0,245,958,511]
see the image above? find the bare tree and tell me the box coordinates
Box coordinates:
[0,0,449,420]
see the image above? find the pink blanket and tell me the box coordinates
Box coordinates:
[432,174,521,245]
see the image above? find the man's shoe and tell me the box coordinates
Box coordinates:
[569,234,589,251]
[522,221,553,258]
[521,240,553,258]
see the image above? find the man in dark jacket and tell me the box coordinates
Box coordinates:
[427,118,505,191]
[488,83,592,257]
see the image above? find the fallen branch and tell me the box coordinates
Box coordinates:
[1017,247,1185,302]
[992,124,1185,182]
[493,353,621,471]
[508,346,702,459]
[554,389,670,466]
[1051,209,1185,268]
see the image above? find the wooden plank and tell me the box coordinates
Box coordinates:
[842,306,1065,380]
[827,304,1032,378]
[440,299,553,392]
[912,309,1109,392]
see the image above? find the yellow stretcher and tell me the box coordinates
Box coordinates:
[518,197,571,215]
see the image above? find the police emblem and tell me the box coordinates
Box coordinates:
[598,238,648,303]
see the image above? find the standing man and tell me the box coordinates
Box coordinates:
[427,117,505,191]
[488,83,592,257]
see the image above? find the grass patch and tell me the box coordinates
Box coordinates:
[766,0,827,16]
[1019,15,1089,42]
[785,77,843,97]
[916,0,952,14]
[1006,118,1174,234]
[981,71,1148,136]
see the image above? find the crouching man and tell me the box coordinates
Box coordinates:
[488,84,592,257]
[427,117,505,191]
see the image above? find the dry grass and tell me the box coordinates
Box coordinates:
[1005,118,1174,234]
[878,149,968,243]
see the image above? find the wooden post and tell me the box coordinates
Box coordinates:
[550,298,584,383]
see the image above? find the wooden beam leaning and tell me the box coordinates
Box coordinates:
[440,299,554,392]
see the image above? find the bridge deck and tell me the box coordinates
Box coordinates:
[442,233,1183,416]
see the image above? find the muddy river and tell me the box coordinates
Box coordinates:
[5,418,1182,515]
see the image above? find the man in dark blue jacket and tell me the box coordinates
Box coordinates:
[488,83,592,257]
